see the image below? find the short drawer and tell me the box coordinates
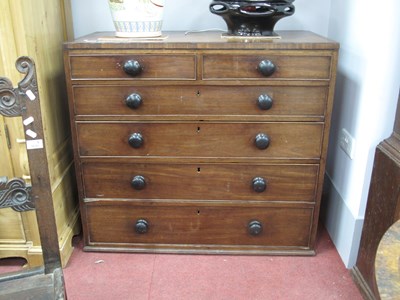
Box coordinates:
[69,54,196,80]
[85,201,313,248]
[76,122,323,159]
[202,54,331,80]
[82,163,318,201]
[73,85,328,118]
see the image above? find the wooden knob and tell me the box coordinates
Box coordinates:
[257,94,273,110]
[125,93,142,109]
[135,219,149,234]
[123,60,142,76]
[255,133,270,150]
[128,133,144,148]
[131,175,146,190]
[257,60,276,77]
[252,177,267,193]
[248,220,263,236]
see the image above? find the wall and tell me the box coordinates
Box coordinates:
[69,0,400,268]
[70,0,331,38]
[323,0,400,267]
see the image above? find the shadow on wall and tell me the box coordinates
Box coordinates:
[326,69,361,190]
[320,68,364,268]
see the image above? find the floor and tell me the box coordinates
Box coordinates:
[1,225,363,300]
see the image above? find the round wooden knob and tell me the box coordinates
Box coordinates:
[125,93,142,109]
[248,220,263,236]
[131,175,146,190]
[257,94,273,110]
[252,177,267,193]
[135,219,149,234]
[123,60,142,76]
[128,133,143,148]
[254,133,270,150]
[257,60,276,77]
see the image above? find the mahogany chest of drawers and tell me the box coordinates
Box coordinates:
[64,31,338,255]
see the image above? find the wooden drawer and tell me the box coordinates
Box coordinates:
[82,163,318,201]
[73,85,328,118]
[85,201,313,249]
[202,54,331,80]
[76,122,323,159]
[69,54,196,80]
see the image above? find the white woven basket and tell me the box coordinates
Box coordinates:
[108,0,164,37]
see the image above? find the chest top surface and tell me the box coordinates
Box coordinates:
[64,30,339,51]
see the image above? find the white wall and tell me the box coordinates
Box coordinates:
[324,0,400,267]
[70,0,331,38]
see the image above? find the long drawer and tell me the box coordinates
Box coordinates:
[202,54,332,80]
[76,122,323,158]
[69,54,196,80]
[73,85,328,118]
[82,162,319,201]
[85,201,313,248]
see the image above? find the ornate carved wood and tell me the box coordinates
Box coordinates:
[0,57,40,212]
[0,177,34,212]
[0,57,63,281]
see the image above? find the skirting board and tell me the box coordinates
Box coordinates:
[351,266,377,300]
[320,174,364,268]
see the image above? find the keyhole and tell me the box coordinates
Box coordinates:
[197,126,201,133]
[197,210,201,215]
[196,90,201,97]
[197,167,201,173]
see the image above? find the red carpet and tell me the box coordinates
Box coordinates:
[1,225,362,299]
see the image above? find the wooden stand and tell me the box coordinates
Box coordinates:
[0,57,65,300]
[351,91,400,299]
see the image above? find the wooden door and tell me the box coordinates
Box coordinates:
[0,0,78,268]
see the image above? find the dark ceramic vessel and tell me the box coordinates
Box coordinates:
[210,0,295,36]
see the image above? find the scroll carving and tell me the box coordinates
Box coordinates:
[0,56,38,117]
[0,177,34,212]
[0,57,37,212]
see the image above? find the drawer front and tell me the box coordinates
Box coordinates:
[82,163,318,201]
[85,202,313,247]
[69,55,196,80]
[73,85,327,117]
[77,122,323,158]
[202,54,331,80]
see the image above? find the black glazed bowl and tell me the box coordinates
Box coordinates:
[210,0,295,36]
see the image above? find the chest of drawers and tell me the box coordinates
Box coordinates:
[64,31,338,255]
